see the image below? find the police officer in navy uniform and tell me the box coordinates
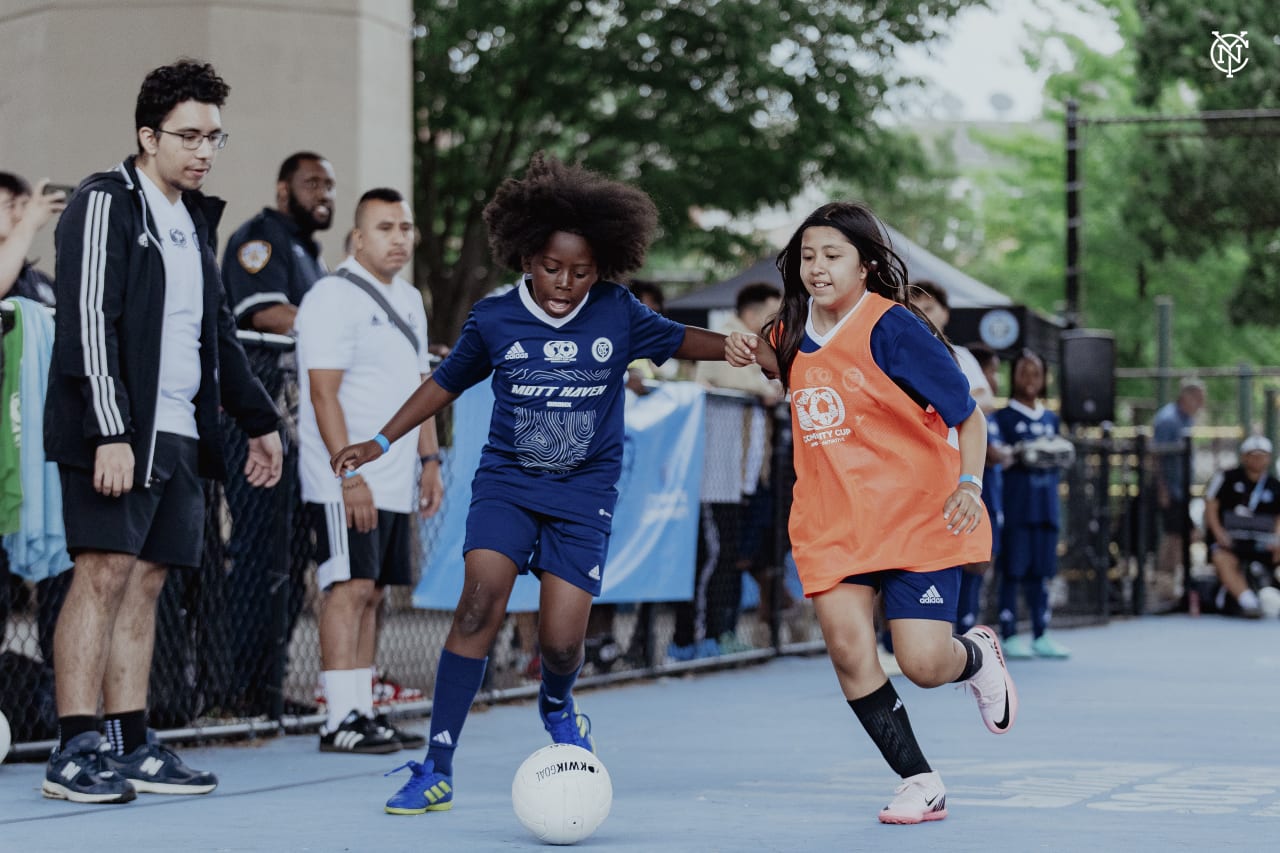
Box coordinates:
[217,152,336,714]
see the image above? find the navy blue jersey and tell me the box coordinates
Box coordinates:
[800,301,975,427]
[993,401,1062,527]
[432,279,687,528]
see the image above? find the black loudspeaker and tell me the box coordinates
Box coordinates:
[1059,330,1115,424]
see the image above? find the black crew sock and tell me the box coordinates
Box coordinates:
[104,709,148,755]
[847,680,932,778]
[57,715,100,751]
[952,634,985,683]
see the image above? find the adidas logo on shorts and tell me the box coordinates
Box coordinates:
[504,341,529,360]
[918,585,945,605]
[588,565,601,581]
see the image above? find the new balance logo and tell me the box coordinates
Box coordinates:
[588,565,601,581]
[60,761,82,781]
[919,585,944,605]
[431,731,453,747]
[139,757,166,777]
[504,341,528,360]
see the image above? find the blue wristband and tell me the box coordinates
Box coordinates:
[373,433,391,454]
[342,469,359,479]
[959,474,983,490]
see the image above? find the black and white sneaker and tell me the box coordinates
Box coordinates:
[103,733,218,795]
[375,713,427,750]
[43,731,137,804]
[319,710,402,754]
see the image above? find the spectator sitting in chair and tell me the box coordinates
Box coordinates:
[1203,435,1280,619]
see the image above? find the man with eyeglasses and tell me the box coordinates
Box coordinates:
[216,152,336,718]
[42,59,282,805]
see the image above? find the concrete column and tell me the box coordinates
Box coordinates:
[0,0,412,270]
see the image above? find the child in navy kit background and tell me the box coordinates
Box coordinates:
[331,153,728,816]
[992,349,1070,659]
[726,201,1017,826]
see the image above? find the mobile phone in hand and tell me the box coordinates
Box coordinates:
[43,182,77,203]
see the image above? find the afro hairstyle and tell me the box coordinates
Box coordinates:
[483,152,658,280]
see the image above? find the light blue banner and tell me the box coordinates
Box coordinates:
[414,381,706,611]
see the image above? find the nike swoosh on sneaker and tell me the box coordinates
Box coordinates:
[924,794,940,807]
[994,692,1011,730]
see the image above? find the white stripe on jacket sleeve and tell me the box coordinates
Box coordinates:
[79,189,126,436]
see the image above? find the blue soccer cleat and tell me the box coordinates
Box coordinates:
[540,691,595,753]
[384,760,453,815]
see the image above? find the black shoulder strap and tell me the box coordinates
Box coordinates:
[333,268,420,354]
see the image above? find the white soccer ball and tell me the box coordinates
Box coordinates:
[0,710,11,764]
[1258,586,1280,619]
[512,743,612,845]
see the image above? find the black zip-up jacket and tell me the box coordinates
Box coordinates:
[44,156,279,486]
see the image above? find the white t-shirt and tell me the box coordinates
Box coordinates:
[956,345,994,409]
[138,170,204,439]
[296,258,432,512]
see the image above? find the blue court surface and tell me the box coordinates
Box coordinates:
[2,615,1276,851]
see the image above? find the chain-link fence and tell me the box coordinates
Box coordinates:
[3,321,1142,758]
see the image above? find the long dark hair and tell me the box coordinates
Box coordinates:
[763,201,950,391]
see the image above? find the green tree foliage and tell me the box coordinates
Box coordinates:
[411,0,984,342]
[1129,0,1280,324]
[948,0,1280,407]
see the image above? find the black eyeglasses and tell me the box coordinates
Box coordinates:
[154,129,230,150]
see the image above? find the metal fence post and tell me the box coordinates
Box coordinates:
[769,400,793,652]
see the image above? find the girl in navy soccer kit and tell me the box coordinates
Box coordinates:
[992,349,1070,659]
[331,154,728,815]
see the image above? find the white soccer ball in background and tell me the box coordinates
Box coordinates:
[512,743,612,845]
[0,710,11,764]
[1258,586,1280,619]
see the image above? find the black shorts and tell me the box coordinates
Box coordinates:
[307,502,413,591]
[60,433,204,568]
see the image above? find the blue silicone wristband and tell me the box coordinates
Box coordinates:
[342,469,359,479]
[959,474,983,490]
[373,433,391,453]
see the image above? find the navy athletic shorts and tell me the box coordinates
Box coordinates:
[60,433,204,568]
[464,495,610,596]
[844,566,962,623]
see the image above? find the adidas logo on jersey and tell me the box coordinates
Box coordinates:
[504,341,529,360]
[918,585,944,605]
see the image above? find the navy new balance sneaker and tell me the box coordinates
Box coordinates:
[102,732,218,795]
[43,731,137,804]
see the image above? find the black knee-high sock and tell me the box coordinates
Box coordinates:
[951,634,984,683]
[847,680,932,778]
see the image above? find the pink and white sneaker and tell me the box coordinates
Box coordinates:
[962,625,1018,734]
[879,771,948,824]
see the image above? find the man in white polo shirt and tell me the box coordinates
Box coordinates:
[296,188,443,753]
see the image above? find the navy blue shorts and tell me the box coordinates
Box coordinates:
[464,496,610,596]
[999,524,1059,579]
[844,566,962,623]
[60,433,204,568]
